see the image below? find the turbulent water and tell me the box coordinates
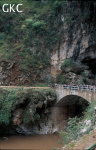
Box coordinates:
[0,134,63,150]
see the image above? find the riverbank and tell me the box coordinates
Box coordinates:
[58,129,96,150]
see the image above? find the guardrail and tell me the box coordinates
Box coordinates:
[54,84,96,92]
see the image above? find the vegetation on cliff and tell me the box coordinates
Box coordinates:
[0,0,65,80]
[0,0,95,84]
[59,100,96,148]
[0,88,56,125]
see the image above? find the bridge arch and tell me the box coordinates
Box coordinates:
[56,94,89,106]
[55,87,96,104]
[50,94,89,132]
[56,94,89,117]
[49,85,96,132]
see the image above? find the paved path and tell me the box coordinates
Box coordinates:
[0,86,50,89]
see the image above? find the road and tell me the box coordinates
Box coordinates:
[0,86,50,89]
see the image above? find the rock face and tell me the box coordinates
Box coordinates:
[0,60,32,86]
[51,22,96,77]
[0,2,95,85]
[0,60,20,85]
[51,1,96,84]
[0,88,57,135]
[13,108,23,126]
[0,60,51,86]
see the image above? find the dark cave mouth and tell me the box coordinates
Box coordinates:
[81,57,96,76]
[74,99,89,117]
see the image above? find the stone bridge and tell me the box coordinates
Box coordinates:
[47,84,96,132]
[55,84,96,106]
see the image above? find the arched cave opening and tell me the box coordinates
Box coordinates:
[81,57,96,78]
[16,98,30,109]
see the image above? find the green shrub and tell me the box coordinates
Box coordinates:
[59,100,96,145]
[62,58,75,67]
[59,117,80,145]
[19,50,50,73]
[56,74,66,84]
[53,1,63,13]
[84,100,96,120]
[0,89,19,124]
[56,74,62,83]
[36,70,41,77]
[81,72,86,77]
[82,78,88,84]
[61,58,76,72]
[61,77,66,84]
[80,78,88,85]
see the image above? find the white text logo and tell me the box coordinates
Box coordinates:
[2,4,23,12]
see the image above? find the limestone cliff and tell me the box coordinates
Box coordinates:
[0,1,96,85]
[51,1,96,85]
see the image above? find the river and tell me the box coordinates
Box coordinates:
[0,134,63,150]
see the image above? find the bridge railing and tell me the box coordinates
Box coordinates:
[55,84,96,92]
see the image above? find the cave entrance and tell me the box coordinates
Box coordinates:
[81,57,96,77]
